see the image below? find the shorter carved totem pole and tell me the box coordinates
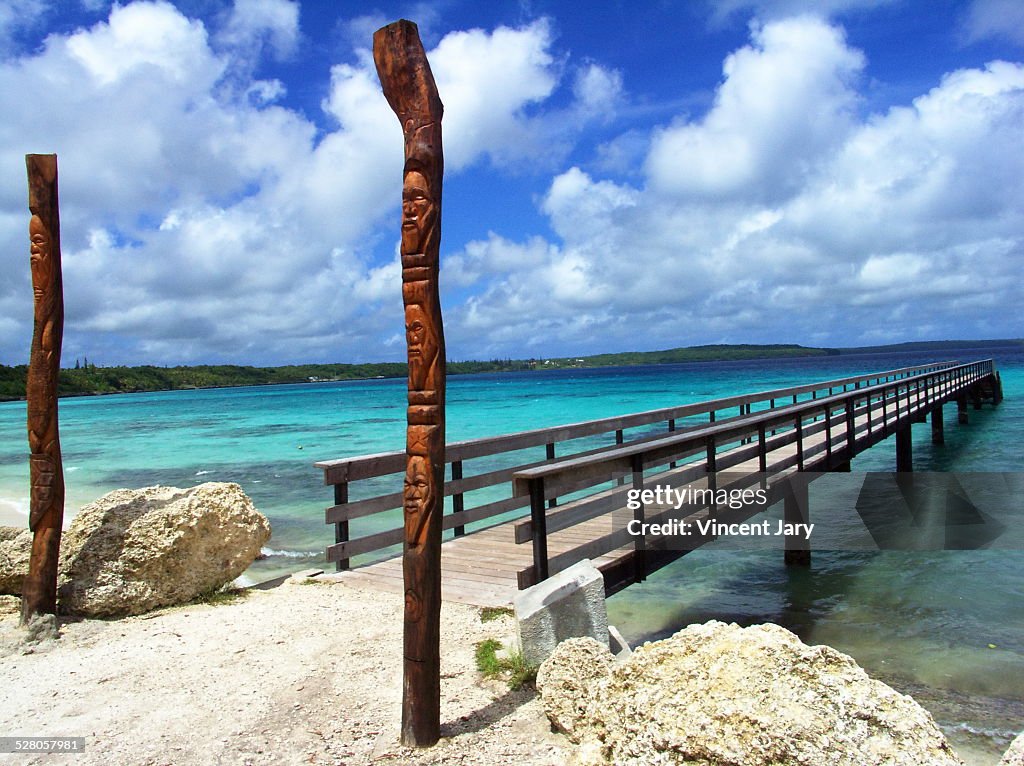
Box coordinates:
[21,154,66,625]
[373,20,446,747]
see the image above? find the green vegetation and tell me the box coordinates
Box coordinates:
[1,339,1018,401]
[190,585,247,606]
[480,606,514,622]
[474,638,538,690]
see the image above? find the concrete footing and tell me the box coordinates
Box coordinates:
[514,559,608,666]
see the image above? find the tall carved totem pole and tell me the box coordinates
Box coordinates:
[373,21,446,747]
[21,154,66,624]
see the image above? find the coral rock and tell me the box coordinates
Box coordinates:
[58,483,269,617]
[538,620,964,766]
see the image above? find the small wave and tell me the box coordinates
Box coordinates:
[945,721,1019,743]
[0,497,30,518]
[67,466,80,472]
[260,547,320,559]
[195,470,215,476]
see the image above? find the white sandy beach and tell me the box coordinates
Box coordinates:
[0,578,566,766]
[0,573,1010,765]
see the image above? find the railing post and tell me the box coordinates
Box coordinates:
[825,405,832,459]
[529,477,548,582]
[784,478,811,567]
[931,405,944,445]
[334,481,349,571]
[545,443,558,508]
[615,429,625,485]
[882,384,889,434]
[795,415,804,471]
[451,460,465,537]
[896,423,913,472]
[706,436,717,492]
[668,419,677,468]
[631,454,646,584]
[758,423,767,475]
[846,396,856,454]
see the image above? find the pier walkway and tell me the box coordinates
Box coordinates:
[315,360,1003,607]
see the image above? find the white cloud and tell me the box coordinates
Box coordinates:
[646,16,864,202]
[0,4,610,365]
[963,0,1024,46]
[66,0,219,86]
[0,0,48,53]
[449,18,1024,356]
[218,0,300,61]
[430,20,560,169]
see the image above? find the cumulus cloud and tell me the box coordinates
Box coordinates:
[0,0,48,53]
[646,16,864,202]
[962,0,1024,46]
[0,3,615,365]
[450,17,1024,356]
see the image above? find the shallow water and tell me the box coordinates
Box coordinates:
[1,346,1021,758]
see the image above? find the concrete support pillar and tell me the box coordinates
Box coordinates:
[896,424,913,472]
[784,479,811,567]
[931,405,944,446]
[957,396,969,425]
[972,386,983,410]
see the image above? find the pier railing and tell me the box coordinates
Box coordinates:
[316,360,968,570]
[510,359,997,590]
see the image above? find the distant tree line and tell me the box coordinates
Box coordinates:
[0,340,1017,401]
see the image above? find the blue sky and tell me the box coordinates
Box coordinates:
[0,0,1022,366]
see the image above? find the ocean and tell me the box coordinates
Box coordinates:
[1,346,1021,760]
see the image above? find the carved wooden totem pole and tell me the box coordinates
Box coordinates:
[21,154,66,624]
[373,20,446,747]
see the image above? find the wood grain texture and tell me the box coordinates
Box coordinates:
[374,19,445,748]
[21,154,65,624]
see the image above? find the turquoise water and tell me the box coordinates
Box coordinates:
[1,347,1021,757]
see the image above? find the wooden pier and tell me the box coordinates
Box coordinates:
[315,360,1003,607]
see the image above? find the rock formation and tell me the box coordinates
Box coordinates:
[535,636,615,739]
[537,620,964,766]
[57,482,269,617]
[1002,732,1024,766]
[0,527,33,594]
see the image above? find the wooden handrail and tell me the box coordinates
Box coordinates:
[512,361,990,491]
[511,360,996,586]
[315,360,958,482]
[315,359,984,570]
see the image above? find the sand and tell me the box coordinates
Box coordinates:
[0,578,567,765]
[0,576,1010,765]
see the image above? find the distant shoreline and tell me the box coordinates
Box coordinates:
[1,338,1019,402]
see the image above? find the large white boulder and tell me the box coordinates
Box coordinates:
[0,526,32,595]
[1002,732,1024,765]
[58,483,270,617]
[538,620,964,766]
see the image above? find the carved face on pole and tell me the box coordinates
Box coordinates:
[405,302,438,391]
[402,170,434,254]
[403,454,434,546]
[29,215,52,314]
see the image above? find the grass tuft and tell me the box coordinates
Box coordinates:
[479,606,513,623]
[475,638,537,690]
[191,585,247,606]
